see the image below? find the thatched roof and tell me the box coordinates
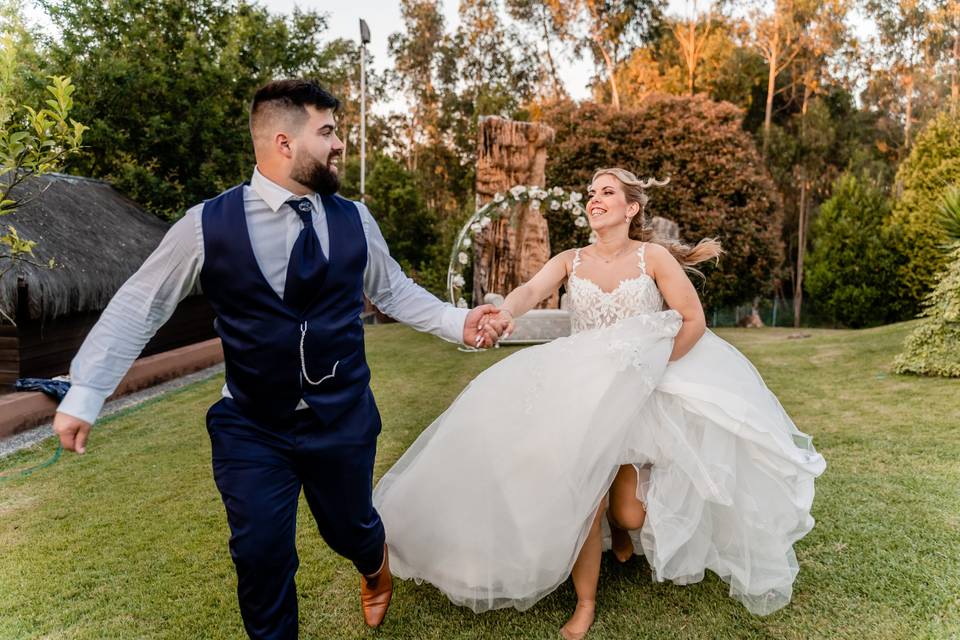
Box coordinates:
[1,173,172,321]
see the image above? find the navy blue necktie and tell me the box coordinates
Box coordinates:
[283,197,328,310]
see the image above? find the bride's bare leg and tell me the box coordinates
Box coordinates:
[561,503,604,640]
[608,465,647,562]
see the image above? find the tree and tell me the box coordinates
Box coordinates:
[941,0,960,114]
[389,0,540,213]
[452,0,540,118]
[863,0,939,153]
[805,173,905,327]
[888,110,960,312]
[672,0,714,95]
[778,0,853,325]
[0,17,87,324]
[37,0,354,218]
[573,0,666,110]
[505,0,571,100]
[541,95,785,311]
[611,12,767,111]
[388,0,448,167]
[750,0,807,157]
[364,155,438,275]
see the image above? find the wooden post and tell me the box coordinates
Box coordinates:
[473,116,557,308]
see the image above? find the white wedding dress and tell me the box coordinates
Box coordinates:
[373,244,826,616]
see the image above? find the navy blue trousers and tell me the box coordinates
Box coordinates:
[206,389,386,640]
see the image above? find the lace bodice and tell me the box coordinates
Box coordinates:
[567,244,664,334]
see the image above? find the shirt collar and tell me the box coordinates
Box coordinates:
[250,166,320,213]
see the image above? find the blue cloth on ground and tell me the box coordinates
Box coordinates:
[15,378,72,401]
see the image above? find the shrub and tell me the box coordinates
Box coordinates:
[540,95,784,311]
[894,188,960,377]
[805,173,906,327]
[894,244,960,377]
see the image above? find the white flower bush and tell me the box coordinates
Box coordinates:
[447,183,589,305]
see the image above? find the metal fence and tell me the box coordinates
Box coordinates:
[708,297,835,328]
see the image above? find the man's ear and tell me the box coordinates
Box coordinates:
[275,132,294,159]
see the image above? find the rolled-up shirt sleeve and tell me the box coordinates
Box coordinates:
[359,202,468,345]
[57,206,205,424]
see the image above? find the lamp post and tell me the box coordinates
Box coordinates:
[359,18,370,201]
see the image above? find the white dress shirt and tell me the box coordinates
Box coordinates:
[58,167,470,425]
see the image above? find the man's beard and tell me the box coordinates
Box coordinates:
[291,151,341,195]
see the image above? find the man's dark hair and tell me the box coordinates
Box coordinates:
[249,79,340,136]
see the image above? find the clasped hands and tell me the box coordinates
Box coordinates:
[463,304,517,349]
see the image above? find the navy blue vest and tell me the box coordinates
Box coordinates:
[199,184,370,422]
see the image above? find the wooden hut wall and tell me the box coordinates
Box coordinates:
[16,295,217,380]
[0,324,17,393]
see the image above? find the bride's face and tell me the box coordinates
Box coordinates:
[586,174,639,233]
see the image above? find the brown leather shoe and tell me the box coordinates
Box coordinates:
[360,544,393,627]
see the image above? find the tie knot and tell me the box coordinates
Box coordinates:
[289,198,313,225]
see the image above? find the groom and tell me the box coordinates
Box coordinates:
[52,78,504,639]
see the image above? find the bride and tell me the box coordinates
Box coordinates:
[373,168,826,638]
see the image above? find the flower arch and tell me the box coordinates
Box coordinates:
[447,185,590,306]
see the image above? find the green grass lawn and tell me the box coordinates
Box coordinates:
[1,322,958,639]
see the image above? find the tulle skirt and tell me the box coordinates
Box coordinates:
[372,311,826,615]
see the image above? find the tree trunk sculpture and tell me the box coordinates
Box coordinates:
[473,116,557,308]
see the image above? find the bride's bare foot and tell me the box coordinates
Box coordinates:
[560,600,596,640]
[609,521,634,563]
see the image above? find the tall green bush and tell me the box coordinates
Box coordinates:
[363,155,438,276]
[894,189,960,377]
[541,95,784,311]
[888,111,960,313]
[804,173,905,327]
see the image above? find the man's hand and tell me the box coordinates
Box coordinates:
[463,304,505,348]
[482,308,515,340]
[53,412,92,454]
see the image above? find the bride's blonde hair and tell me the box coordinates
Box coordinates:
[592,167,723,275]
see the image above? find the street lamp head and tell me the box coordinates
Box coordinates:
[359,19,371,45]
